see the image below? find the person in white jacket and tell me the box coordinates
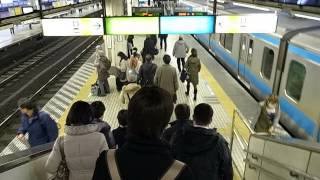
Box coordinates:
[45,101,108,180]
[173,36,189,72]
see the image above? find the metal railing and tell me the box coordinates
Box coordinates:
[230,108,254,178]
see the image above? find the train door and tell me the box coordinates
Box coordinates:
[238,34,254,88]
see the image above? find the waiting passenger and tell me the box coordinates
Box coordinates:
[162,104,193,145]
[173,103,233,180]
[185,48,201,101]
[94,50,111,96]
[254,94,281,133]
[45,101,108,180]
[91,101,115,148]
[138,54,157,87]
[173,36,189,72]
[112,109,128,148]
[142,35,157,60]
[127,51,142,83]
[92,87,194,180]
[127,35,134,57]
[159,34,168,51]
[119,74,141,104]
[116,51,128,91]
[17,98,58,147]
[154,54,179,103]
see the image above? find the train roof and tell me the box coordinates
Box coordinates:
[220,5,320,55]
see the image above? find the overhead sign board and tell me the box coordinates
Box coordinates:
[215,14,278,33]
[105,17,159,35]
[42,18,104,36]
[160,16,214,34]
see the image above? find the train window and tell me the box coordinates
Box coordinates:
[219,34,225,47]
[225,34,233,52]
[286,61,306,101]
[261,47,274,80]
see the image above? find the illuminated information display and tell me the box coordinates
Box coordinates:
[105,17,159,35]
[160,16,214,34]
[215,14,278,33]
[42,18,104,36]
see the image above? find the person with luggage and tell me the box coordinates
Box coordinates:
[94,50,111,96]
[138,54,157,87]
[127,51,142,83]
[92,87,194,180]
[154,54,179,103]
[185,48,201,101]
[45,101,108,180]
[116,51,129,91]
[173,36,189,72]
[17,98,58,147]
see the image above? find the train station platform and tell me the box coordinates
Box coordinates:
[0,2,102,50]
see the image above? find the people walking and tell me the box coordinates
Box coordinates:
[173,36,189,72]
[185,48,201,101]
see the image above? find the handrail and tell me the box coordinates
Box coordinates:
[245,150,320,180]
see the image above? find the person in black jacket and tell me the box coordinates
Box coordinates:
[142,35,157,61]
[91,101,115,149]
[92,87,194,180]
[112,109,128,148]
[173,103,233,180]
[162,103,192,145]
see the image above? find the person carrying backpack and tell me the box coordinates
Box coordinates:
[94,50,111,96]
[92,87,194,180]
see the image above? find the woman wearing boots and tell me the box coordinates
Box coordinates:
[185,48,201,101]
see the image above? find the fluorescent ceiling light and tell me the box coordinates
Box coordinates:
[233,2,270,11]
[294,13,320,21]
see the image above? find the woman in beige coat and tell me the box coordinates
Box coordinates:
[45,101,108,180]
[185,48,201,101]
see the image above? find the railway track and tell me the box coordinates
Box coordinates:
[0,36,102,151]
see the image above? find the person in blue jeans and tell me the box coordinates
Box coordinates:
[17,99,58,147]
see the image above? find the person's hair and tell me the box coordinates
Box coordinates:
[266,94,278,105]
[117,51,128,60]
[127,87,174,139]
[179,36,183,40]
[175,104,190,120]
[66,101,93,126]
[163,54,171,64]
[117,109,128,126]
[18,98,38,112]
[133,52,140,58]
[145,54,152,62]
[191,48,197,57]
[193,103,213,126]
[91,101,105,119]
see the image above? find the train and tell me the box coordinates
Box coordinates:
[186,0,320,141]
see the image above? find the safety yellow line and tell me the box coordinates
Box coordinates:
[57,71,97,134]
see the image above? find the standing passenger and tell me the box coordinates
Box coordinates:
[119,75,141,105]
[138,54,157,87]
[154,55,179,103]
[127,35,134,57]
[17,99,58,147]
[173,103,233,180]
[127,52,142,83]
[254,94,281,133]
[94,51,111,96]
[91,101,115,149]
[173,36,189,72]
[112,109,128,148]
[185,48,201,101]
[159,34,168,51]
[142,35,157,60]
[92,87,194,180]
[116,52,128,91]
[45,101,108,180]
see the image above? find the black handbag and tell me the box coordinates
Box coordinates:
[180,69,189,83]
[52,137,69,180]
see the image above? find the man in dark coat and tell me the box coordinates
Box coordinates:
[162,103,192,145]
[142,35,157,61]
[173,103,233,180]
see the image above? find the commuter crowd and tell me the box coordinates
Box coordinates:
[15,35,281,180]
